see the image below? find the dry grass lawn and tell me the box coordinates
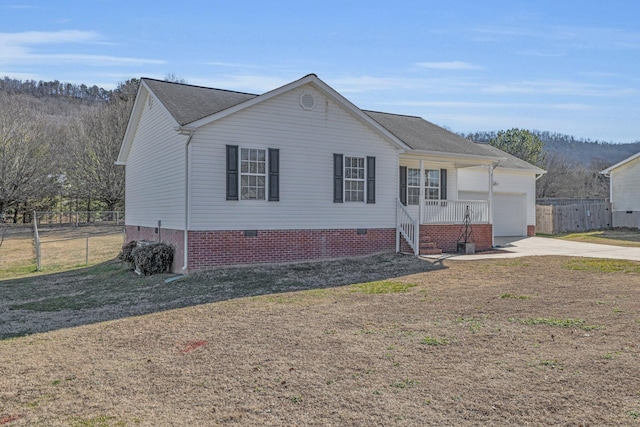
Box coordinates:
[556,228,640,247]
[0,226,123,280]
[1,254,640,426]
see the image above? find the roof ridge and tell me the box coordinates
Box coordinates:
[141,77,258,97]
[363,109,422,119]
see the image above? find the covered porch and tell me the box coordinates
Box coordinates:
[395,155,498,256]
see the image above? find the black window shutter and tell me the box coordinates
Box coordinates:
[399,166,407,206]
[333,154,343,203]
[366,156,376,204]
[440,169,447,200]
[226,145,239,201]
[268,148,279,201]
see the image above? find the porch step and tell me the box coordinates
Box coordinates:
[420,247,443,255]
[419,236,442,255]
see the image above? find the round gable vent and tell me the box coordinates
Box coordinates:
[300,92,316,110]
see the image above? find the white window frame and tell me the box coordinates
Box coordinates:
[425,169,440,200]
[407,168,420,205]
[344,156,365,202]
[240,147,266,200]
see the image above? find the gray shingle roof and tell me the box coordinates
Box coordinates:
[143,78,256,125]
[363,110,499,158]
[141,78,543,173]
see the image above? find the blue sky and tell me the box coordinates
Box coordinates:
[1,1,639,142]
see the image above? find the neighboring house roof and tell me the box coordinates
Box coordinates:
[119,74,543,174]
[600,151,640,175]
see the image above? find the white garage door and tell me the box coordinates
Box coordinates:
[459,192,526,237]
[493,193,525,237]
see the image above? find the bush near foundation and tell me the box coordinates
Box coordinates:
[118,241,174,275]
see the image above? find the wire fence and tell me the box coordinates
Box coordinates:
[33,211,124,226]
[1,215,125,278]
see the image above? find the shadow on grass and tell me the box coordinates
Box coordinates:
[0,253,444,340]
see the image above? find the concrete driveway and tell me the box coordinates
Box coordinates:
[440,236,640,261]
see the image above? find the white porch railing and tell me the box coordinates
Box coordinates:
[421,200,489,224]
[396,200,419,255]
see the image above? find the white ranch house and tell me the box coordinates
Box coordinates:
[117,74,544,273]
[601,151,640,228]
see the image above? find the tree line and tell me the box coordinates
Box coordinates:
[0,77,137,223]
[465,129,628,199]
[0,76,110,102]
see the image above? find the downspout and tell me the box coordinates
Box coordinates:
[178,128,196,271]
[489,161,500,247]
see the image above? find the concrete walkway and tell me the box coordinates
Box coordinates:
[430,236,640,262]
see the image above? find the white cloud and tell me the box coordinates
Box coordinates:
[0,30,165,68]
[415,61,482,70]
[388,101,592,111]
[482,80,638,98]
[0,30,100,45]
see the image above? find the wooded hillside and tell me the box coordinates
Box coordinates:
[0,76,137,223]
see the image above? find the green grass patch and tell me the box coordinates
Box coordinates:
[555,230,640,247]
[351,280,417,294]
[391,379,419,389]
[421,335,450,346]
[512,317,600,331]
[500,293,530,300]
[564,259,640,274]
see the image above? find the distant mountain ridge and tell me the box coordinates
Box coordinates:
[464,130,640,168]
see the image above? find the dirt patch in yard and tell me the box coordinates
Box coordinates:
[1,255,640,426]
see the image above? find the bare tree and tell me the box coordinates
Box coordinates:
[65,80,137,212]
[0,93,59,219]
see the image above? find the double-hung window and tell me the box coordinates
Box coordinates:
[240,148,266,200]
[399,167,447,205]
[333,154,375,204]
[344,156,365,202]
[425,169,440,200]
[407,168,420,205]
[226,145,279,202]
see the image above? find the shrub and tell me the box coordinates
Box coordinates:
[118,240,138,269]
[133,242,174,275]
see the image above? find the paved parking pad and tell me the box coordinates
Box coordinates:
[432,236,640,262]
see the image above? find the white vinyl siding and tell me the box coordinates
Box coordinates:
[124,89,185,229]
[458,166,537,230]
[189,84,400,230]
[610,158,640,211]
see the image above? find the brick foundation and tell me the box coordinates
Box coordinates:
[187,228,396,270]
[527,225,536,236]
[419,224,493,253]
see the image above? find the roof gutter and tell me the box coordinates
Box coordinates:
[176,126,196,272]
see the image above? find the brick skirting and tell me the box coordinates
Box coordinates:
[527,225,536,236]
[187,228,396,270]
[420,224,493,253]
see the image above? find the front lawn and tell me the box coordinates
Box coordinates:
[1,255,639,425]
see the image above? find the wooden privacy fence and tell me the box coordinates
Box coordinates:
[536,202,612,234]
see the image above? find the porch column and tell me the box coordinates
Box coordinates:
[419,159,425,225]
